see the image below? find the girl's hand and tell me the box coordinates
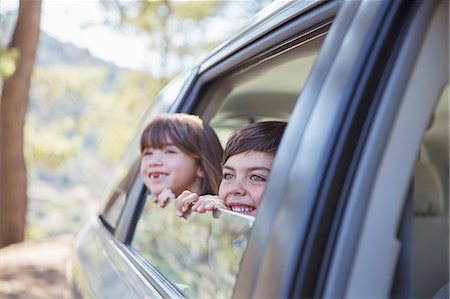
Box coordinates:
[149,188,175,208]
[191,195,227,213]
[176,190,199,218]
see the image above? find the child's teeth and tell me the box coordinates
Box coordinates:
[232,206,254,213]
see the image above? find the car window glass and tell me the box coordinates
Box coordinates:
[132,200,254,298]
[101,159,140,231]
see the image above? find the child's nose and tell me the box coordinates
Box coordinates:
[148,152,163,166]
[229,179,246,196]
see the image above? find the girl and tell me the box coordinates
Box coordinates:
[140,113,223,207]
[176,121,286,217]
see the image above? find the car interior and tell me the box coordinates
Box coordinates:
[412,84,449,297]
[199,35,326,144]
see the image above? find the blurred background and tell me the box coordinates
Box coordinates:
[0,0,271,297]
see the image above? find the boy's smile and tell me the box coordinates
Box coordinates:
[219,151,274,217]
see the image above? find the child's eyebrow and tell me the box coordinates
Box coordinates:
[223,165,271,172]
[145,143,175,148]
[248,166,271,172]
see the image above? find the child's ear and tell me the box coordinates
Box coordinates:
[197,167,205,178]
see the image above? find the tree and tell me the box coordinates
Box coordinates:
[99,0,271,79]
[0,0,42,248]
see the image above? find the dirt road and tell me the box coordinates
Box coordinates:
[0,234,73,299]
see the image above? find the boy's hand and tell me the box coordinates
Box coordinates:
[149,188,175,208]
[176,190,199,218]
[191,195,227,213]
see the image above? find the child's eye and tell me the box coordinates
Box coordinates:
[223,172,234,180]
[143,149,153,156]
[164,146,179,154]
[250,174,266,182]
[164,149,177,154]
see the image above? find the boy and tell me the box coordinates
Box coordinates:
[176,121,286,217]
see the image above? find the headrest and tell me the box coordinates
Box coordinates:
[413,160,445,216]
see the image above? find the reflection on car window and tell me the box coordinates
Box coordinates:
[132,199,254,298]
[101,159,140,231]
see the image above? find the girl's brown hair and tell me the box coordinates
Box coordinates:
[224,121,287,163]
[140,113,223,194]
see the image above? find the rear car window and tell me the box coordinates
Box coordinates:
[133,201,253,298]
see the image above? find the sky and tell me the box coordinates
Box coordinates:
[1,0,269,73]
[41,1,153,70]
[1,0,154,70]
[41,0,149,69]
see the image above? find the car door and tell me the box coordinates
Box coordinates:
[234,0,448,298]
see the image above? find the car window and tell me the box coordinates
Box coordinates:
[129,17,327,298]
[133,200,254,298]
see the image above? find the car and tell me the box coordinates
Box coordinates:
[70,0,449,298]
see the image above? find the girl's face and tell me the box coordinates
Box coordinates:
[218,151,274,216]
[140,142,204,197]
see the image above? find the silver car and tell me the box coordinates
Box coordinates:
[71,0,449,298]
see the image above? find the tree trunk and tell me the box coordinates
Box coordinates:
[0,0,41,248]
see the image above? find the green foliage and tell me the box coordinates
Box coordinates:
[33,65,107,103]
[98,0,252,77]
[0,46,19,78]
[25,116,82,170]
[172,1,221,21]
[27,64,158,170]
[84,70,157,162]
[118,1,222,31]
[25,66,109,170]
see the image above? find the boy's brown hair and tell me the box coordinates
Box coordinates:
[140,113,223,194]
[224,121,287,162]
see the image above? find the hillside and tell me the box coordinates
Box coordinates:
[36,31,119,70]
[23,26,157,241]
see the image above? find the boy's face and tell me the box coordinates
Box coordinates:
[218,151,274,216]
[140,142,204,197]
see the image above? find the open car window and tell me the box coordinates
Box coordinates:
[133,200,254,298]
[129,13,328,298]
